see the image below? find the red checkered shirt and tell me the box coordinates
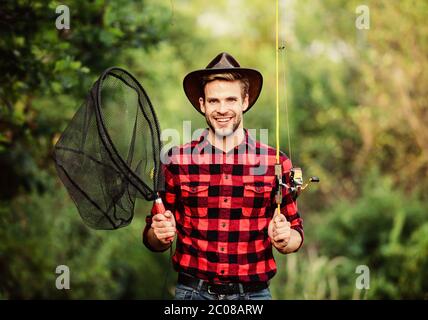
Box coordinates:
[143,129,303,283]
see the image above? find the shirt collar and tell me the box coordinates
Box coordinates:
[196,128,256,155]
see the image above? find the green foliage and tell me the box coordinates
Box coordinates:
[272,169,428,300]
[0,0,177,199]
[272,247,351,299]
[312,169,428,299]
[0,179,173,299]
[0,0,192,299]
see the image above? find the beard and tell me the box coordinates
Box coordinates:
[205,112,242,138]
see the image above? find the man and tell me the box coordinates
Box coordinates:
[143,52,303,300]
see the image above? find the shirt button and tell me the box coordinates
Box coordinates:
[224,198,228,203]
[225,175,229,179]
[220,247,224,252]
[221,222,226,228]
[220,270,225,274]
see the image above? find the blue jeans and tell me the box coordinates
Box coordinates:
[174,282,272,300]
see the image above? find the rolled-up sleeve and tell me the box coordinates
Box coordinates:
[280,156,304,251]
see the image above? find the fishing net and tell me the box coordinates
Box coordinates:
[53,67,164,230]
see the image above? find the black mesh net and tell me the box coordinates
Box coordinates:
[53,67,164,230]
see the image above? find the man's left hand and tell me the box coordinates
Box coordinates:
[268,209,291,250]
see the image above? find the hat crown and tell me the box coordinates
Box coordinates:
[206,52,241,69]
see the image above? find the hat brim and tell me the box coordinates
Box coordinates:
[183,68,263,115]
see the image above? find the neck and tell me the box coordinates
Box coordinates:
[207,127,245,153]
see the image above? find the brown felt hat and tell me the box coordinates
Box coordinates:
[183,52,263,115]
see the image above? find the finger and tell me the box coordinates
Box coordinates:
[274,229,291,238]
[273,232,290,242]
[276,224,291,233]
[274,214,286,227]
[164,211,176,227]
[153,225,174,235]
[274,226,290,236]
[274,236,289,245]
[152,214,175,225]
[158,232,176,241]
[275,239,288,248]
[155,227,176,234]
[275,213,286,223]
[158,232,175,239]
[276,221,289,230]
[162,220,173,228]
[152,214,167,222]
[155,229,175,239]
[275,225,291,234]
[152,220,172,229]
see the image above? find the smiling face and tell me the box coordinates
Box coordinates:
[199,79,249,138]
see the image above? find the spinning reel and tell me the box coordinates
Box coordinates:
[275,165,320,204]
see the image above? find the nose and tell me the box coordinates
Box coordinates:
[217,100,228,114]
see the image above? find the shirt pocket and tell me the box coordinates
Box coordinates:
[242,183,273,217]
[180,183,210,217]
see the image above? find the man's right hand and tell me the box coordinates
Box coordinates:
[151,210,176,245]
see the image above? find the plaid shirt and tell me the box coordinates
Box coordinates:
[143,128,303,283]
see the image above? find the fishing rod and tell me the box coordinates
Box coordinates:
[274,0,319,208]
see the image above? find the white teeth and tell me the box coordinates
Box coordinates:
[216,117,232,123]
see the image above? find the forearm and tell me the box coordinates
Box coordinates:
[274,229,302,254]
[144,226,172,252]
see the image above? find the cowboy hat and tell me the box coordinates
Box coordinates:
[183,52,263,115]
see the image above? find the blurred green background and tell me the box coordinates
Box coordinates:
[1,0,427,299]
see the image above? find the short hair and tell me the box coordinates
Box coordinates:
[201,72,249,101]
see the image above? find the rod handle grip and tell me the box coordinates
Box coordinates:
[154,196,174,243]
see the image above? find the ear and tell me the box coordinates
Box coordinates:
[242,94,249,112]
[199,97,206,114]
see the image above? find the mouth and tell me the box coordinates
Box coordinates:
[214,116,233,126]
